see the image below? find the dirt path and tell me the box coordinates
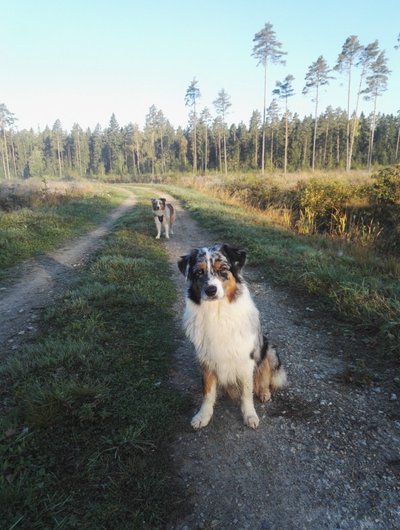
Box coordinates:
[1,189,399,529]
[156,191,400,530]
[0,194,136,357]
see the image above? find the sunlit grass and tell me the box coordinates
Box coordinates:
[165,184,400,357]
[0,190,187,529]
[0,179,126,278]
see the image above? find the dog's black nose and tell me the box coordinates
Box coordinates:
[204,285,217,297]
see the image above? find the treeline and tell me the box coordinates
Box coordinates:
[0,104,400,180]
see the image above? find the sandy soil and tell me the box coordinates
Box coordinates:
[1,190,399,529]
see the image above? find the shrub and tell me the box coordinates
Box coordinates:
[297,179,353,231]
[369,164,400,205]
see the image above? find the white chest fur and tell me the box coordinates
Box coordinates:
[183,285,262,386]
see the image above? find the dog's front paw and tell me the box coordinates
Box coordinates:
[191,411,212,430]
[155,235,160,239]
[244,414,259,429]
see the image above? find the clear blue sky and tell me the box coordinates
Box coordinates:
[1,0,399,132]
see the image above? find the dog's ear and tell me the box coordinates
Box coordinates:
[160,198,167,205]
[178,249,198,278]
[220,244,247,272]
[178,254,189,276]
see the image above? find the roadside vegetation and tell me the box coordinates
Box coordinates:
[0,179,125,279]
[164,165,400,359]
[0,190,186,529]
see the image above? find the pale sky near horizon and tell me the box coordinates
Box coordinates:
[1,0,399,132]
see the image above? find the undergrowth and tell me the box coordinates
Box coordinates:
[184,165,400,255]
[164,184,400,359]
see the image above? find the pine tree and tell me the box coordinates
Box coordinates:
[185,78,201,175]
[348,41,380,170]
[273,74,295,174]
[52,119,64,179]
[0,104,16,179]
[213,89,232,176]
[249,110,261,168]
[199,108,212,173]
[303,56,334,171]
[362,48,391,170]
[266,99,280,168]
[334,36,363,171]
[104,114,124,174]
[252,22,286,175]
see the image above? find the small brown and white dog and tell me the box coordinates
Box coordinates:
[151,198,175,239]
[178,244,287,430]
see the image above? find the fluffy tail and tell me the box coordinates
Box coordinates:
[266,343,288,390]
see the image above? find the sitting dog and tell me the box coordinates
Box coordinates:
[151,198,175,239]
[178,244,287,430]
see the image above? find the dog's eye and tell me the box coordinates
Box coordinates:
[219,265,229,275]
[194,269,204,278]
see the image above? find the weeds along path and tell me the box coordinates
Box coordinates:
[154,190,400,530]
[0,193,137,357]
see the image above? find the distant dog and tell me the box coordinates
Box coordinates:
[178,244,287,430]
[151,198,175,239]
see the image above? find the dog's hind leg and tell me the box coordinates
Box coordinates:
[168,205,174,234]
[254,358,272,403]
[191,367,217,429]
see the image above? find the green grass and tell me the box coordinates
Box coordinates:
[0,185,125,279]
[0,190,187,529]
[164,184,400,359]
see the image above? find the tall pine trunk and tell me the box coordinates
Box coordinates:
[395,126,400,162]
[261,61,267,175]
[284,102,288,175]
[311,85,319,171]
[2,129,10,179]
[367,95,378,171]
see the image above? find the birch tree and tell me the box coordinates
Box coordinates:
[252,22,286,175]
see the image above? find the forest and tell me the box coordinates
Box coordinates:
[0,106,399,181]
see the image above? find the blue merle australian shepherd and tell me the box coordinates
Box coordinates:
[178,244,287,430]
